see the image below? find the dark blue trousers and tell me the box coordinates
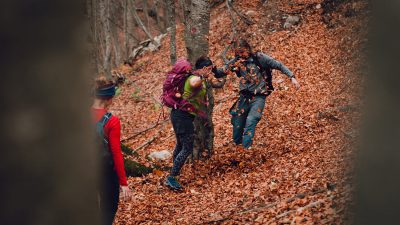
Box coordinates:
[170,109,195,176]
[99,168,120,225]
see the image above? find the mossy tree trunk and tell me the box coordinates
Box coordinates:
[182,0,212,159]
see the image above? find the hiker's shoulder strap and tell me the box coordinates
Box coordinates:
[96,112,112,140]
[99,112,112,126]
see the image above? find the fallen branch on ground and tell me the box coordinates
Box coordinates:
[121,118,169,142]
[268,196,335,224]
[228,0,254,25]
[317,110,339,121]
[238,189,326,215]
[160,133,174,142]
[121,143,140,157]
[132,135,158,152]
[202,188,329,224]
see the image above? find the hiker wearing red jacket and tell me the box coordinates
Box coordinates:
[92,76,131,225]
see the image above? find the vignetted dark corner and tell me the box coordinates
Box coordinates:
[3,0,400,225]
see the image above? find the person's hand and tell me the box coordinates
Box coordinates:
[291,77,300,89]
[120,185,132,201]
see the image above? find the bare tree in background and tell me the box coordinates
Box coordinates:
[131,0,159,47]
[142,0,150,28]
[88,0,103,75]
[166,0,177,64]
[89,0,173,71]
[99,0,113,78]
[153,0,164,32]
[110,1,123,67]
[124,0,137,61]
[183,0,210,63]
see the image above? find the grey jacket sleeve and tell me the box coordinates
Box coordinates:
[257,52,294,78]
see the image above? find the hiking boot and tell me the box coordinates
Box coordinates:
[165,176,183,190]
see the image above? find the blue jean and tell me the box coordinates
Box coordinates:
[229,95,266,148]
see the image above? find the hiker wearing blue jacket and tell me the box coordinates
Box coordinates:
[224,39,300,149]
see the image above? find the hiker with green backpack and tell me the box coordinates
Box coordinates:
[161,57,223,190]
[223,39,300,149]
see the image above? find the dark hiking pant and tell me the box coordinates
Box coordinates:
[99,168,120,225]
[229,94,266,149]
[170,109,195,176]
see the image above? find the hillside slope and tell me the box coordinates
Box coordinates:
[111,0,368,224]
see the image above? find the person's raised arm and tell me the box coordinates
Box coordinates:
[257,52,300,89]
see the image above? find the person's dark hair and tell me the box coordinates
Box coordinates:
[94,76,115,100]
[195,56,213,69]
[234,38,253,54]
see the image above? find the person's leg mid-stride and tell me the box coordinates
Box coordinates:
[242,95,266,149]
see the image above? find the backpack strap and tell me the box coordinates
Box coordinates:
[96,112,113,141]
[99,112,112,128]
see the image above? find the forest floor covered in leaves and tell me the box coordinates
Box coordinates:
[110,0,368,224]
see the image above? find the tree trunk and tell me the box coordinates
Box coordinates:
[124,0,139,63]
[131,0,159,47]
[89,0,102,75]
[179,0,190,24]
[100,0,112,79]
[183,0,210,63]
[193,81,215,159]
[153,0,163,32]
[163,0,169,32]
[183,0,212,159]
[124,0,129,60]
[110,2,122,67]
[1,0,98,224]
[87,0,97,74]
[166,0,177,64]
[142,0,150,28]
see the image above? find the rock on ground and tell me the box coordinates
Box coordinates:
[148,150,172,161]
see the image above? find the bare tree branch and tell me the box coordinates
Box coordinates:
[166,0,177,64]
[220,0,238,63]
[131,135,158,152]
[108,17,139,41]
[269,196,335,223]
[121,118,169,142]
[130,0,160,47]
[99,0,112,79]
[202,188,330,224]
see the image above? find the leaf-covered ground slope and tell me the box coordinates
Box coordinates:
[111,0,367,224]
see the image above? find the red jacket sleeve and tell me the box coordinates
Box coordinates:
[105,116,128,186]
